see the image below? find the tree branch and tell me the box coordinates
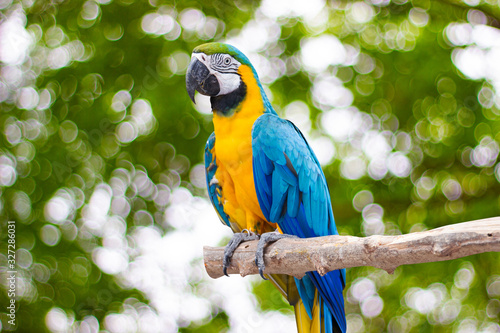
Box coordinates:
[203,217,500,279]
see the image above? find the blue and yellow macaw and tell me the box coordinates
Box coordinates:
[186,43,346,333]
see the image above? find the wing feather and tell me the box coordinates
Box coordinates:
[205,132,231,228]
[252,114,346,332]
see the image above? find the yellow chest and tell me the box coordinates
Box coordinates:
[213,106,270,232]
[211,65,275,233]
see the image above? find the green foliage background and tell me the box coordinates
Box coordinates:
[1,0,500,332]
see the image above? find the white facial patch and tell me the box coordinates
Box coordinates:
[192,53,242,96]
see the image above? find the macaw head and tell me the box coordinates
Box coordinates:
[186,43,272,115]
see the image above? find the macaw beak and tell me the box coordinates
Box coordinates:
[186,57,220,104]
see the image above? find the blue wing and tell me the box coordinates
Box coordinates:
[252,114,346,333]
[205,132,232,228]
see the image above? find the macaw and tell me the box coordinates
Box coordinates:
[186,43,346,333]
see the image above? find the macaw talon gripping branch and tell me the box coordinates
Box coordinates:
[222,231,260,277]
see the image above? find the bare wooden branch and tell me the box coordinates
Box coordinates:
[203,217,500,279]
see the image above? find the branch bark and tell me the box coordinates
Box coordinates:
[203,217,500,279]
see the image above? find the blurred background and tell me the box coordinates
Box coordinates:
[1,0,500,331]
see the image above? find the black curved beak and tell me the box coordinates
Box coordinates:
[186,57,220,104]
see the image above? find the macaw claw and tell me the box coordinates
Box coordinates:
[255,232,298,280]
[222,230,260,276]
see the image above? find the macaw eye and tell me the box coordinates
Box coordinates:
[224,57,231,65]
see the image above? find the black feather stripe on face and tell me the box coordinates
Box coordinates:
[210,80,247,116]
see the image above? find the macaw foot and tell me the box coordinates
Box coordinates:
[255,232,298,280]
[223,230,260,277]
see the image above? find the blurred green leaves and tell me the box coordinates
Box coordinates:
[0,0,500,332]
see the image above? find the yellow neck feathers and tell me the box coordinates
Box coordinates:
[211,64,270,232]
[212,64,264,136]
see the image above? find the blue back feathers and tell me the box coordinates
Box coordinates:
[252,114,346,332]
